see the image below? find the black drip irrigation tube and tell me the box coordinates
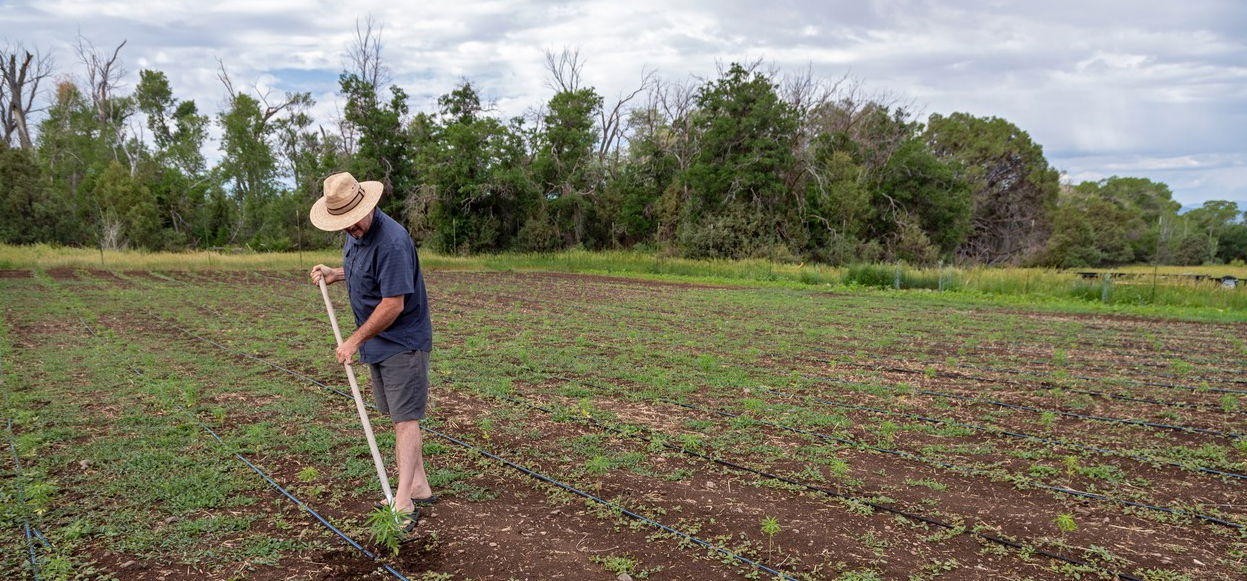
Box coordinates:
[77,318,412,580]
[168,321,798,580]
[813,355,1240,415]
[809,334,1247,386]
[802,373,1244,440]
[662,398,1244,530]
[475,385,1145,580]
[815,347,1247,397]
[421,425,798,580]
[177,400,411,581]
[7,417,42,581]
[760,388,1247,482]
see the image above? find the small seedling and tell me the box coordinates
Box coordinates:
[366,505,407,556]
[1055,513,1077,533]
[296,466,321,483]
[477,417,494,441]
[584,455,611,475]
[1063,455,1080,477]
[761,516,781,556]
[1221,395,1240,413]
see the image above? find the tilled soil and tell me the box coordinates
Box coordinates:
[4,268,1245,580]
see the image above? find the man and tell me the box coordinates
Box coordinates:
[308,172,435,531]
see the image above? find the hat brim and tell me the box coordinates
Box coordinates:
[309,180,385,231]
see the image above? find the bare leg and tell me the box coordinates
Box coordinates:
[392,419,430,513]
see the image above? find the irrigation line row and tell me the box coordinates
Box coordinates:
[415,280,1247,405]
[814,355,1246,415]
[234,271,1247,401]
[147,271,1239,573]
[661,399,1243,530]
[477,387,1144,581]
[816,348,1247,396]
[466,338,1247,487]
[832,311,1243,368]
[498,361,1243,531]
[71,315,413,581]
[6,417,42,581]
[174,401,411,581]
[177,270,1247,381]
[421,425,798,581]
[171,287,1247,524]
[760,388,1247,482]
[803,373,1243,440]
[162,319,799,581]
[168,282,1247,487]
[431,274,1247,373]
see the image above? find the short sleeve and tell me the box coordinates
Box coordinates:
[376,243,416,298]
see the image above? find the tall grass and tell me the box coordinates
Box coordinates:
[0,243,481,272]
[4,244,1243,314]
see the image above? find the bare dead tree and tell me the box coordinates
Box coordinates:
[0,43,54,149]
[346,15,389,91]
[597,67,655,169]
[335,15,389,156]
[544,47,584,93]
[215,57,237,98]
[75,36,127,126]
[644,75,702,241]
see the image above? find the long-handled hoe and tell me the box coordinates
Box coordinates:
[317,279,408,554]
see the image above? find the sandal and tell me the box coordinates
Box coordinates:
[396,507,420,535]
[374,495,439,511]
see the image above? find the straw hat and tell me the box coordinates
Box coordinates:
[309,172,384,231]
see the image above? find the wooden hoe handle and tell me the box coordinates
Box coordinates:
[318,278,394,504]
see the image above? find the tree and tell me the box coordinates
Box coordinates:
[1082,177,1179,262]
[0,44,53,149]
[75,36,136,171]
[339,17,414,217]
[1037,184,1139,267]
[680,62,800,259]
[36,81,111,246]
[874,136,971,262]
[532,70,604,246]
[1184,200,1241,264]
[600,106,680,247]
[926,112,1059,264]
[215,61,312,246]
[0,144,57,243]
[135,69,211,245]
[419,82,536,253]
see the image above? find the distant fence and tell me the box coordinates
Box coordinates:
[1076,272,1240,289]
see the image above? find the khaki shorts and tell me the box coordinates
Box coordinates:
[368,350,429,422]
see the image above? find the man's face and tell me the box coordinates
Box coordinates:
[344,212,371,239]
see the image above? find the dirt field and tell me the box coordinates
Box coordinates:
[2,268,1245,580]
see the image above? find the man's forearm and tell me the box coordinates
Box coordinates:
[347,297,404,347]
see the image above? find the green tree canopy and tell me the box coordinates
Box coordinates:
[926,112,1059,265]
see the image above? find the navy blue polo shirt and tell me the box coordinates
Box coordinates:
[343,208,432,363]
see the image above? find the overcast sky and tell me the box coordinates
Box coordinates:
[3,0,1244,207]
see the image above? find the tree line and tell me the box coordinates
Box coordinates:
[2,29,1244,267]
